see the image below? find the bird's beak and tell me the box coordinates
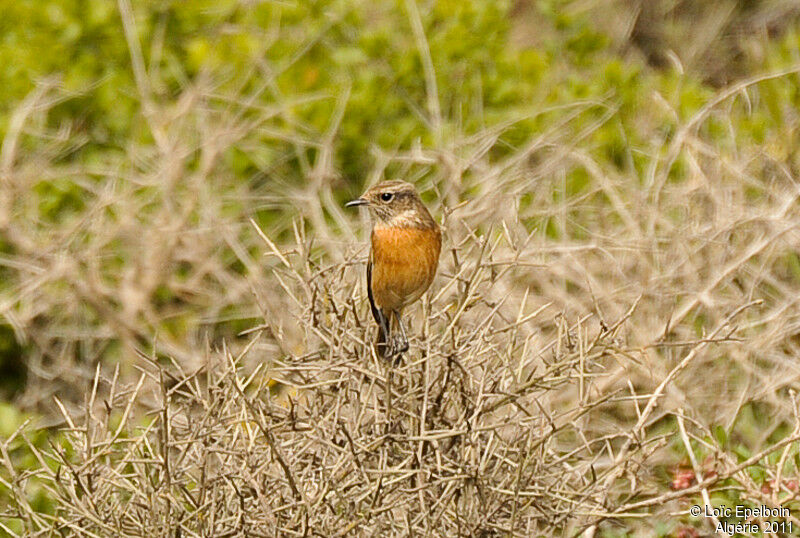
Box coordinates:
[346,198,368,208]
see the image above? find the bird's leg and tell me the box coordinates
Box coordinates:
[392,309,409,356]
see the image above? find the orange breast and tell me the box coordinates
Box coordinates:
[370,226,441,311]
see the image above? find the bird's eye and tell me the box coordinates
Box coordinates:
[380,192,393,202]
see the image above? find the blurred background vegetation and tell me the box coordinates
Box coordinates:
[4,0,800,535]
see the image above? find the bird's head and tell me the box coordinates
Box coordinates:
[346,180,436,229]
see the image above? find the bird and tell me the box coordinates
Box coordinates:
[346,180,441,360]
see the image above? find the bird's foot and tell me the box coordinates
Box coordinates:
[397,334,410,354]
[387,333,409,359]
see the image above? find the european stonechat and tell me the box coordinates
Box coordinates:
[347,180,441,359]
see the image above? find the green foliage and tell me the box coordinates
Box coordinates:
[0,406,57,534]
[5,0,800,194]
[0,0,651,189]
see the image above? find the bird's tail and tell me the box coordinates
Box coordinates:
[375,326,387,358]
[375,310,406,362]
[374,309,392,359]
[367,261,390,359]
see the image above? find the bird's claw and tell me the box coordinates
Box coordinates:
[391,333,409,356]
[381,334,409,360]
